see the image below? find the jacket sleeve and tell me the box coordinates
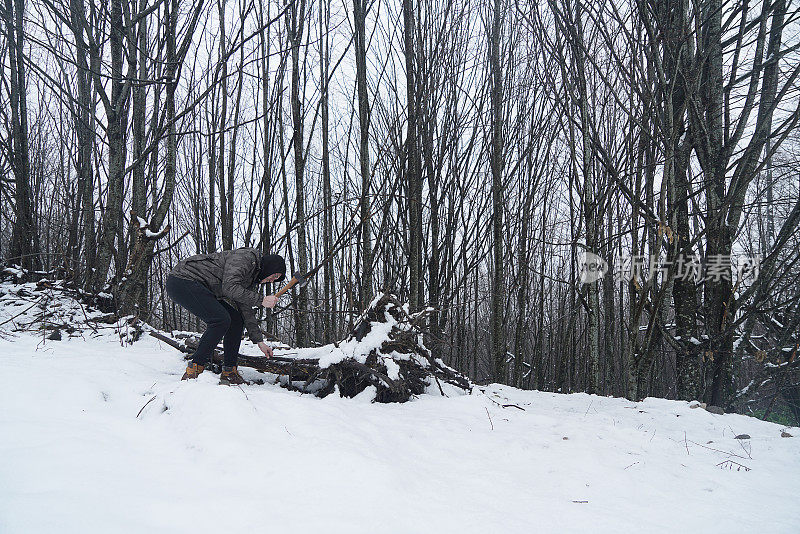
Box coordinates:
[240,305,264,343]
[221,250,262,309]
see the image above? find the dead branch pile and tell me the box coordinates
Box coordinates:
[153,294,471,402]
[0,266,123,340]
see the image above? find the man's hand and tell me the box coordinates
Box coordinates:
[262,294,278,308]
[257,341,274,358]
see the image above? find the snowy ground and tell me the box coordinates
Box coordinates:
[1,330,799,533]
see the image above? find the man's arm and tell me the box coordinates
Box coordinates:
[240,305,264,343]
[221,250,262,308]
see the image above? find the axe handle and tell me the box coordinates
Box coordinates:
[274,276,299,298]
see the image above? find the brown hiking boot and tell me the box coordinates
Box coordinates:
[219,366,250,386]
[181,362,204,380]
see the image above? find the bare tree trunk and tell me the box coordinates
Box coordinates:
[217,0,231,250]
[5,0,37,271]
[289,0,309,345]
[694,0,732,406]
[128,0,149,311]
[654,0,701,401]
[118,0,204,315]
[535,196,548,390]
[353,0,372,309]
[489,0,506,383]
[208,94,217,252]
[513,187,531,387]
[227,0,247,249]
[66,0,94,278]
[89,0,132,292]
[403,0,422,313]
[570,0,600,393]
[319,0,334,342]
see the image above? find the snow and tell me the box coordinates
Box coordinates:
[382,356,401,380]
[1,331,799,531]
[313,316,395,368]
[766,361,788,368]
[2,266,25,280]
[293,297,402,368]
[142,221,168,238]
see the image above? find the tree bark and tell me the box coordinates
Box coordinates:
[403,0,422,313]
[90,0,132,292]
[5,0,37,271]
[353,0,373,309]
[319,0,334,342]
[289,0,309,345]
[490,0,506,383]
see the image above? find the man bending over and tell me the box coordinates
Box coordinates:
[166,248,285,385]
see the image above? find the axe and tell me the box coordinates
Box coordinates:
[268,212,362,311]
[274,271,309,298]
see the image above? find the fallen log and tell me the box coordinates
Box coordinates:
[148,329,317,379]
[151,293,472,402]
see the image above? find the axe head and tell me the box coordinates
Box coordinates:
[292,271,309,287]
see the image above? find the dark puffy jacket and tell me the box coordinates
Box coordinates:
[169,248,264,343]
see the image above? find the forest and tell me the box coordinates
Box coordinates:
[2,0,799,421]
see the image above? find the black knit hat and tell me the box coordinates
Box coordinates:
[258,254,286,282]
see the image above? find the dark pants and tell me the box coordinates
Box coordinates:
[165,274,244,367]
